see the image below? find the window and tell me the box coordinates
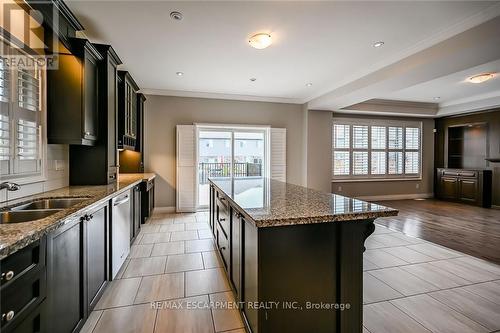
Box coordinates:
[0,40,44,180]
[332,118,422,180]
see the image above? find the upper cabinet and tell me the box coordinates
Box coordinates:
[47,38,103,145]
[118,71,139,150]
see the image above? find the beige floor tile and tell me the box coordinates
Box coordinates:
[149,217,174,225]
[140,232,171,244]
[365,238,386,250]
[370,234,414,247]
[140,224,162,233]
[389,233,425,245]
[383,246,435,264]
[185,223,210,231]
[115,259,130,279]
[166,253,204,273]
[363,328,371,333]
[364,301,431,333]
[210,292,244,332]
[159,224,185,232]
[430,288,500,331]
[363,272,403,304]
[372,224,394,235]
[363,249,408,268]
[407,243,463,260]
[463,281,500,305]
[203,251,223,269]
[391,294,489,333]
[129,244,154,258]
[186,268,231,296]
[93,304,156,333]
[171,230,199,242]
[401,263,472,289]
[454,256,500,276]
[174,216,197,224]
[222,330,246,333]
[123,257,167,278]
[154,295,215,333]
[198,229,214,239]
[135,273,184,304]
[369,267,439,296]
[151,241,185,256]
[429,259,499,283]
[363,258,379,271]
[80,310,103,333]
[95,277,142,309]
[185,239,216,253]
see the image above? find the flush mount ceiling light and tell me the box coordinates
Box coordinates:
[373,41,385,48]
[248,33,272,49]
[306,83,313,87]
[170,11,183,21]
[250,78,257,82]
[468,73,495,84]
[433,97,440,100]
[176,71,184,76]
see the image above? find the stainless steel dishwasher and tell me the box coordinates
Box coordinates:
[111,191,131,278]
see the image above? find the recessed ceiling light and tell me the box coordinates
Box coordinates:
[248,33,272,49]
[468,73,495,84]
[170,11,183,21]
[433,97,440,100]
[306,83,313,87]
[250,78,257,82]
[373,41,385,48]
[176,71,184,76]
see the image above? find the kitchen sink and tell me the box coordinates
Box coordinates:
[0,209,63,224]
[10,197,89,211]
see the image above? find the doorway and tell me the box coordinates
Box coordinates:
[196,126,267,209]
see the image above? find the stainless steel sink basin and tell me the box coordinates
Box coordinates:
[0,209,62,224]
[10,197,88,211]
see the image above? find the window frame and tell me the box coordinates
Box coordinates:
[0,37,47,184]
[332,118,423,182]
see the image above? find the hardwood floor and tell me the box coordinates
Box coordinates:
[375,199,500,265]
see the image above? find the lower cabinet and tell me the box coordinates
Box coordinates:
[436,168,492,207]
[47,202,109,333]
[140,179,155,224]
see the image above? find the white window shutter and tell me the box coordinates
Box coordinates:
[270,128,286,182]
[176,125,196,212]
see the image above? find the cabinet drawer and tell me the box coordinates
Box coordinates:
[1,238,45,289]
[459,170,477,178]
[2,300,45,333]
[216,223,230,270]
[1,269,46,330]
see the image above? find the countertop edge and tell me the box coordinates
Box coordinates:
[0,174,155,260]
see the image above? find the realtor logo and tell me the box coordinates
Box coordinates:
[1,0,59,69]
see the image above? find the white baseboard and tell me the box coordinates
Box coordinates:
[355,193,434,202]
[153,206,176,214]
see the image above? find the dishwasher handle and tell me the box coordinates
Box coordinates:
[113,194,130,206]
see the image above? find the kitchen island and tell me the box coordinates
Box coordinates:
[209,177,398,333]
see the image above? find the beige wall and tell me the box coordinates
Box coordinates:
[307,110,333,193]
[330,114,436,199]
[143,95,305,208]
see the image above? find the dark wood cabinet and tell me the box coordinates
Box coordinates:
[46,216,85,333]
[47,38,102,145]
[69,44,122,185]
[118,71,139,150]
[436,168,492,207]
[85,205,109,311]
[140,178,155,224]
[231,210,242,300]
[131,184,142,242]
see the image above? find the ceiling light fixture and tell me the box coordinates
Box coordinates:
[250,78,257,82]
[468,73,495,84]
[176,71,184,76]
[170,11,183,21]
[433,97,440,100]
[373,41,385,48]
[306,83,313,87]
[248,33,272,49]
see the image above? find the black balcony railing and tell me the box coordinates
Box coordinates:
[199,162,262,184]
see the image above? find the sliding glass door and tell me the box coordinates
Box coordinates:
[197,127,266,209]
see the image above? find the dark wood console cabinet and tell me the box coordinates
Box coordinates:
[436,168,492,207]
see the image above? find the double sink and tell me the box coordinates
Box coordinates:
[0,197,89,224]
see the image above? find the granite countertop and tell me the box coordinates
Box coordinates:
[209,177,398,228]
[0,173,155,260]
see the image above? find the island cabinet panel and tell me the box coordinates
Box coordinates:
[209,179,391,333]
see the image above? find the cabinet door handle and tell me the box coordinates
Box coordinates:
[1,270,15,281]
[219,218,226,222]
[219,246,226,251]
[2,310,15,322]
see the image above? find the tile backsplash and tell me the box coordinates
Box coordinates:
[0,144,69,203]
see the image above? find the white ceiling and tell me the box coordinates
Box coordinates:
[67,0,500,114]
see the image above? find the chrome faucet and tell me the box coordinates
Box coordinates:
[0,182,21,191]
